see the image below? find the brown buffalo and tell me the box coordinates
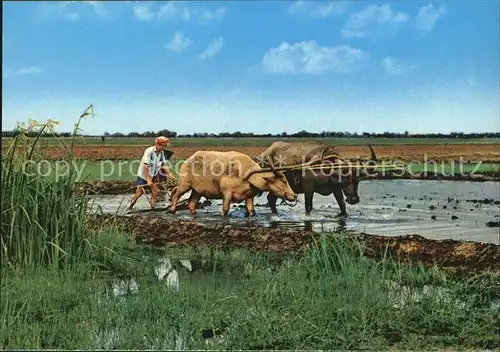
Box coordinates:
[255,141,377,217]
[168,150,297,217]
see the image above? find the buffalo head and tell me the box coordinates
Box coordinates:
[338,145,377,205]
[263,170,297,202]
[246,160,297,202]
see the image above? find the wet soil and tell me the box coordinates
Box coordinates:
[358,233,500,277]
[27,144,500,162]
[86,214,500,277]
[76,170,500,197]
[87,180,500,245]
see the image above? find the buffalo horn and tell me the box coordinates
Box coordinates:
[267,155,283,177]
[368,144,377,162]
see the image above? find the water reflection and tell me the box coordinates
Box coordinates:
[88,179,500,244]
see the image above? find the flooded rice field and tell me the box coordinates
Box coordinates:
[88,179,500,245]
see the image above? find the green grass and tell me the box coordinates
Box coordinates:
[2,116,499,349]
[3,136,500,147]
[1,119,93,269]
[2,233,499,349]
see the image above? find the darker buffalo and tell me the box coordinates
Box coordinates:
[255,141,378,217]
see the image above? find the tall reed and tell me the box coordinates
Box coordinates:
[1,107,95,270]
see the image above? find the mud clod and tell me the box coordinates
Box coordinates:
[486,221,500,228]
[359,233,500,277]
[466,198,500,206]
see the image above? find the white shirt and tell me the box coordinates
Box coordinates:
[137,146,168,180]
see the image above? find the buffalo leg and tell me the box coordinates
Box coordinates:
[151,184,159,209]
[245,198,255,217]
[304,191,314,215]
[169,184,191,212]
[222,193,232,217]
[188,190,201,215]
[303,180,315,215]
[267,193,278,214]
[333,188,347,217]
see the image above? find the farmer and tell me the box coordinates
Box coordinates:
[128,136,176,210]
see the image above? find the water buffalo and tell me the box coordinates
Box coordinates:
[168,150,297,217]
[255,141,377,217]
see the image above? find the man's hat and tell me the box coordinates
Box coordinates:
[155,136,169,146]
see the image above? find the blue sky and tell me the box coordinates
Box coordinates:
[2,1,499,135]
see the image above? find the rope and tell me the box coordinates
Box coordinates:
[280,197,298,207]
[272,155,402,173]
[265,153,344,172]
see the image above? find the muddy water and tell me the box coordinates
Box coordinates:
[87,180,500,245]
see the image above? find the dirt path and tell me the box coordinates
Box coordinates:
[87,214,500,277]
[34,144,500,162]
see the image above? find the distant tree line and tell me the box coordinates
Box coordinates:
[2,129,499,139]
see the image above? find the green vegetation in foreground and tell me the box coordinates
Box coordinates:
[3,136,500,147]
[2,231,500,349]
[2,116,499,349]
[23,159,500,183]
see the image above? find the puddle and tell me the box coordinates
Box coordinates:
[90,255,254,350]
[111,278,139,297]
[154,258,180,291]
[385,281,465,309]
[88,180,500,244]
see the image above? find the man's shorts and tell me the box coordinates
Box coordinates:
[136,176,148,186]
[136,174,168,186]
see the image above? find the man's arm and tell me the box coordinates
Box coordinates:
[161,164,175,180]
[160,151,175,180]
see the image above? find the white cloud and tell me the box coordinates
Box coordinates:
[36,1,109,22]
[340,4,409,39]
[381,57,414,75]
[261,41,368,75]
[17,66,42,75]
[64,12,80,21]
[84,1,107,17]
[198,37,225,60]
[164,31,193,53]
[416,4,446,33]
[133,4,154,21]
[133,2,225,24]
[288,0,347,19]
[3,66,42,78]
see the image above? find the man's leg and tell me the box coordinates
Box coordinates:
[128,177,146,209]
